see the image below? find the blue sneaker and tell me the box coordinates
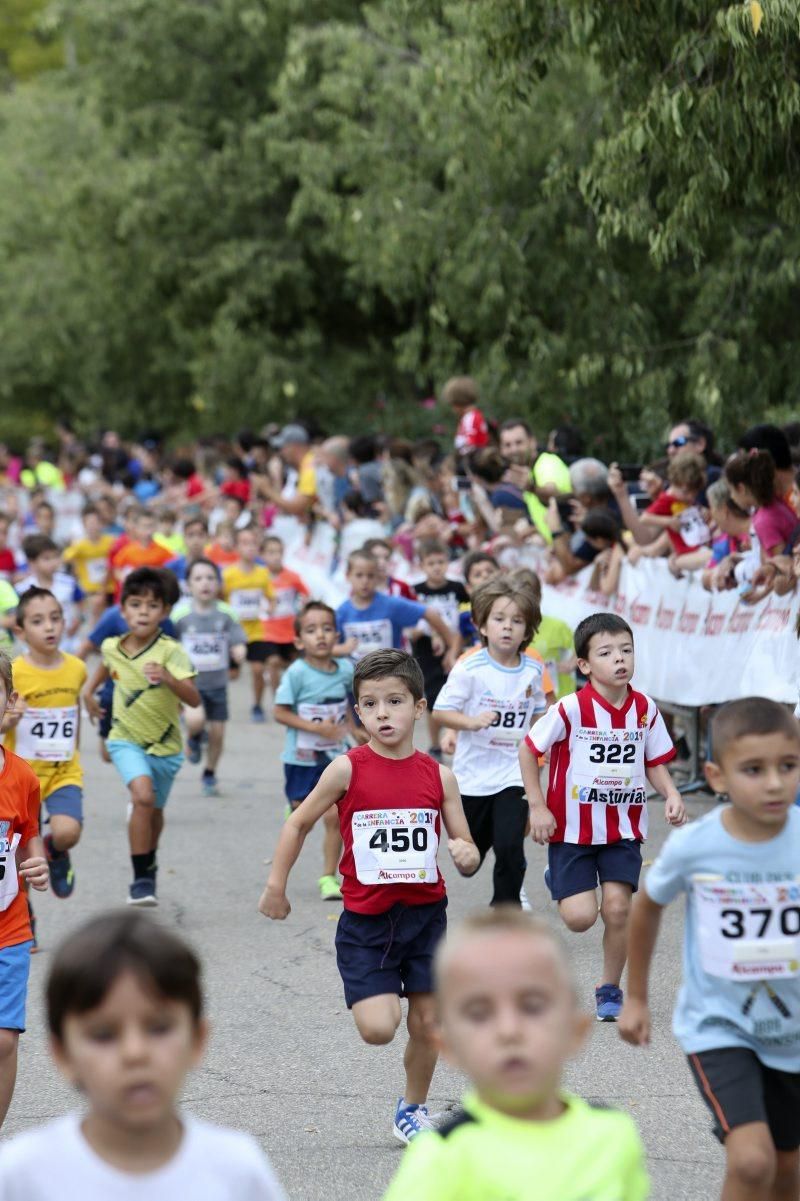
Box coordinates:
[44,835,75,899]
[127,877,158,907]
[186,734,202,764]
[251,705,266,724]
[393,1099,434,1144]
[595,983,623,1022]
[202,774,219,797]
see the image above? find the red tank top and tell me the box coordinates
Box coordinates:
[338,744,447,914]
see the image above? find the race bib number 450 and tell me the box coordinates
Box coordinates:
[694,876,800,981]
[16,706,78,762]
[351,808,439,885]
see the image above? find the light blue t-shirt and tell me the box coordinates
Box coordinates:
[336,593,426,662]
[646,806,800,1069]
[275,658,354,766]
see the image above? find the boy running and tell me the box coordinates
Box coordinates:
[434,577,552,906]
[0,910,286,1198]
[410,539,468,757]
[83,568,200,907]
[16,535,83,650]
[520,612,686,1021]
[171,558,247,797]
[62,504,115,622]
[261,534,309,693]
[260,649,480,1142]
[621,698,800,1201]
[222,527,275,722]
[274,601,355,901]
[0,651,48,1129]
[383,909,648,1201]
[2,589,86,900]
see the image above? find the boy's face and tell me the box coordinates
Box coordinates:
[34,550,61,580]
[466,561,498,594]
[669,483,697,504]
[51,970,207,1135]
[35,507,54,534]
[296,609,336,659]
[421,552,448,587]
[348,559,377,601]
[263,542,283,575]
[578,630,634,690]
[705,732,800,829]
[184,524,207,558]
[188,564,219,603]
[84,513,101,540]
[369,545,390,580]
[18,595,64,651]
[237,531,258,562]
[480,598,526,655]
[134,515,157,543]
[121,592,168,637]
[437,932,589,1114]
[355,676,424,747]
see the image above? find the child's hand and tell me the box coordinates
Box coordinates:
[337,637,358,656]
[442,646,456,673]
[2,698,25,729]
[664,794,687,826]
[439,728,456,756]
[529,804,556,845]
[618,997,651,1046]
[82,693,104,724]
[448,838,480,875]
[471,710,496,731]
[20,857,49,892]
[315,720,345,742]
[258,886,291,920]
[143,662,169,685]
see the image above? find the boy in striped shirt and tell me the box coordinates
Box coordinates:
[520,612,686,1022]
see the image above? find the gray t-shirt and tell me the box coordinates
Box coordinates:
[172,604,246,690]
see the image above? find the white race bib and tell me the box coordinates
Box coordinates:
[351,808,439,885]
[181,632,228,673]
[86,558,109,586]
[679,505,711,549]
[16,706,78,762]
[344,619,393,662]
[694,876,800,981]
[571,727,647,805]
[0,833,21,912]
[273,588,298,619]
[472,693,536,749]
[296,701,348,751]
[230,589,262,621]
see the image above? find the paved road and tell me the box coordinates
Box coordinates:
[7,681,724,1199]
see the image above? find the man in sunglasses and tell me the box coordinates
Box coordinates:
[665,420,722,487]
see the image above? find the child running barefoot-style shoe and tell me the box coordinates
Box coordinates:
[318,874,341,901]
[43,834,75,899]
[595,983,623,1022]
[393,1099,435,1145]
[127,877,158,907]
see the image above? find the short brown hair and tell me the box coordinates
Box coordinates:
[435,908,575,997]
[16,586,63,628]
[347,550,376,573]
[711,697,800,764]
[442,375,479,412]
[21,534,58,563]
[471,578,541,650]
[294,600,336,636]
[46,910,203,1041]
[0,652,11,695]
[667,449,706,493]
[418,539,448,561]
[353,649,424,703]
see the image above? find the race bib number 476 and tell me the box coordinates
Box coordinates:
[351,808,439,885]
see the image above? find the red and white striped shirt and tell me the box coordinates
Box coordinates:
[526,684,675,845]
[454,408,490,453]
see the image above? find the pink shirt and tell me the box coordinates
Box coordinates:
[752,499,796,555]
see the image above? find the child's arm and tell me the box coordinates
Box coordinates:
[618,891,665,1047]
[519,738,556,843]
[431,708,494,732]
[422,606,458,671]
[259,756,351,918]
[18,835,48,893]
[82,662,110,722]
[646,763,686,826]
[273,703,345,744]
[439,764,480,876]
[142,663,201,708]
[639,510,681,531]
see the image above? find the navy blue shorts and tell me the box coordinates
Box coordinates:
[335,897,448,1008]
[547,839,642,901]
[199,687,229,723]
[284,759,328,803]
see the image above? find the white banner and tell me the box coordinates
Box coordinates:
[542,559,800,707]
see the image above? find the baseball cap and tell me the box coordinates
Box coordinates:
[271,424,310,449]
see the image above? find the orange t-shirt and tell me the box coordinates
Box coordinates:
[0,750,40,948]
[111,540,174,600]
[205,543,240,569]
[261,568,310,644]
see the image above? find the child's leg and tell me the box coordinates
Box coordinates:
[128,774,158,856]
[772,1150,799,1201]
[251,660,266,708]
[598,881,633,987]
[0,1030,19,1129]
[206,720,225,775]
[352,994,402,1045]
[489,787,528,906]
[185,704,205,743]
[722,1124,776,1200]
[266,653,286,695]
[404,992,438,1105]
[557,891,600,933]
[459,794,494,877]
[322,807,342,879]
[48,814,81,853]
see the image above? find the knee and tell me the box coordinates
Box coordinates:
[55,823,81,850]
[727,1144,776,1191]
[407,1008,436,1045]
[600,896,631,929]
[358,1017,399,1046]
[0,1030,19,1063]
[129,782,155,809]
[561,907,598,934]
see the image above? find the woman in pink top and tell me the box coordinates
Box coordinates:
[725,449,797,558]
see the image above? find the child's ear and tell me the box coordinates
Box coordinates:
[415,697,427,719]
[703,760,726,796]
[576,657,591,678]
[49,1034,80,1088]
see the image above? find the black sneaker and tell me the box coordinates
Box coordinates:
[44,835,75,899]
[127,877,158,907]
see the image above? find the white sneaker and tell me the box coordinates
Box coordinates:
[519,884,532,911]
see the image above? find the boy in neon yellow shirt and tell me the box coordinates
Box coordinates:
[383,909,647,1201]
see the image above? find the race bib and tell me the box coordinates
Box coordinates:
[16,706,78,762]
[273,588,298,619]
[230,589,262,621]
[571,727,646,805]
[0,833,21,912]
[694,876,800,981]
[344,619,393,662]
[679,505,711,549]
[181,632,228,673]
[296,701,348,751]
[351,808,439,885]
[86,558,109,586]
[473,695,535,748]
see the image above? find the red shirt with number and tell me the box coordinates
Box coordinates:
[337,744,446,914]
[0,750,41,948]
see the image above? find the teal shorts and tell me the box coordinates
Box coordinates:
[107,741,184,809]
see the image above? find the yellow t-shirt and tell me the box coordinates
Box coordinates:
[6,653,87,797]
[222,563,275,642]
[102,633,195,756]
[297,451,318,499]
[63,535,116,594]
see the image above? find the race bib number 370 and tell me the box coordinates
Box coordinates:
[694,876,800,981]
[351,808,439,885]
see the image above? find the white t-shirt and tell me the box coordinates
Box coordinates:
[434,648,548,795]
[0,1113,286,1201]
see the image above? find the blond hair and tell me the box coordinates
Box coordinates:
[434,908,575,995]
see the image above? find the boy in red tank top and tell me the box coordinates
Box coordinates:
[260,649,479,1144]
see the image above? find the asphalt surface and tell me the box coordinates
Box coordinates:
[6,681,724,1199]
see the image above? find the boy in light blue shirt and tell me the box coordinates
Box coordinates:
[274,601,355,901]
[620,697,800,1201]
